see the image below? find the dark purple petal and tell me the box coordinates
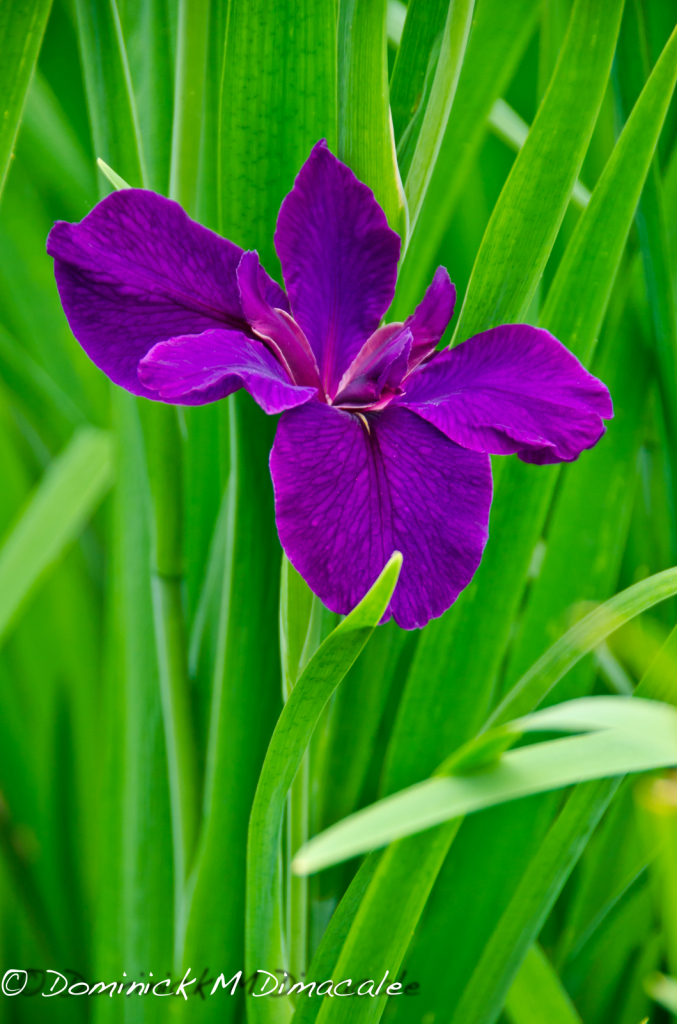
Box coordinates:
[274,140,401,398]
[46,188,288,398]
[398,324,613,462]
[138,328,316,412]
[333,326,412,408]
[237,250,320,387]
[403,266,457,370]
[270,402,492,629]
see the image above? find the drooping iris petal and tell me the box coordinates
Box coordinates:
[403,266,457,370]
[333,326,412,408]
[138,328,316,412]
[398,324,613,463]
[236,250,320,387]
[274,139,401,397]
[270,402,492,629]
[46,188,287,398]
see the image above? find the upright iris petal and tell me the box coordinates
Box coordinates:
[275,139,401,398]
[47,140,613,629]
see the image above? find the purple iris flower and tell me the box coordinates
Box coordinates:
[46,141,612,629]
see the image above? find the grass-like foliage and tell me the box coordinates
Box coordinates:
[2,1,677,1023]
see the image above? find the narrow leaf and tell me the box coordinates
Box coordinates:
[293,698,677,873]
[487,99,590,209]
[338,0,406,235]
[0,0,53,196]
[96,157,131,190]
[400,0,475,234]
[389,0,448,145]
[246,553,402,1015]
[0,426,114,645]
[74,0,147,189]
[452,0,624,342]
[541,17,677,364]
[489,568,677,728]
[505,943,583,1024]
[391,0,537,318]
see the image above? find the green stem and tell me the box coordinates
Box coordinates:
[141,400,199,969]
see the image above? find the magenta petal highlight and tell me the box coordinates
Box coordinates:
[274,140,401,397]
[399,324,613,462]
[270,402,492,629]
[139,329,316,412]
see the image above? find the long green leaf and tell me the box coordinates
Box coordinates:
[400,0,475,234]
[452,0,624,342]
[316,820,462,1024]
[181,395,283,1024]
[541,17,677,365]
[101,390,174,1007]
[487,98,591,210]
[219,0,337,272]
[246,553,402,1023]
[169,0,209,211]
[490,568,677,727]
[391,0,537,318]
[450,779,619,1024]
[279,557,323,983]
[505,943,583,1024]
[293,696,677,872]
[292,853,383,1024]
[0,0,53,197]
[0,426,114,645]
[389,0,448,146]
[74,0,147,189]
[338,0,405,235]
[119,0,174,194]
[616,2,677,526]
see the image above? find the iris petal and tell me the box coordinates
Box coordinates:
[274,140,401,398]
[398,324,613,462]
[46,188,287,398]
[237,250,321,388]
[333,327,412,408]
[270,401,492,629]
[403,266,457,371]
[139,328,316,412]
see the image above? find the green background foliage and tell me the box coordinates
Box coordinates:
[2,1,677,1023]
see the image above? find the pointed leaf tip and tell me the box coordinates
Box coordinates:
[97,158,132,191]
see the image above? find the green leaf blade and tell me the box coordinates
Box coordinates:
[245,553,402,1020]
[453,0,625,342]
[0,0,53,197]
[0,426,114,645]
